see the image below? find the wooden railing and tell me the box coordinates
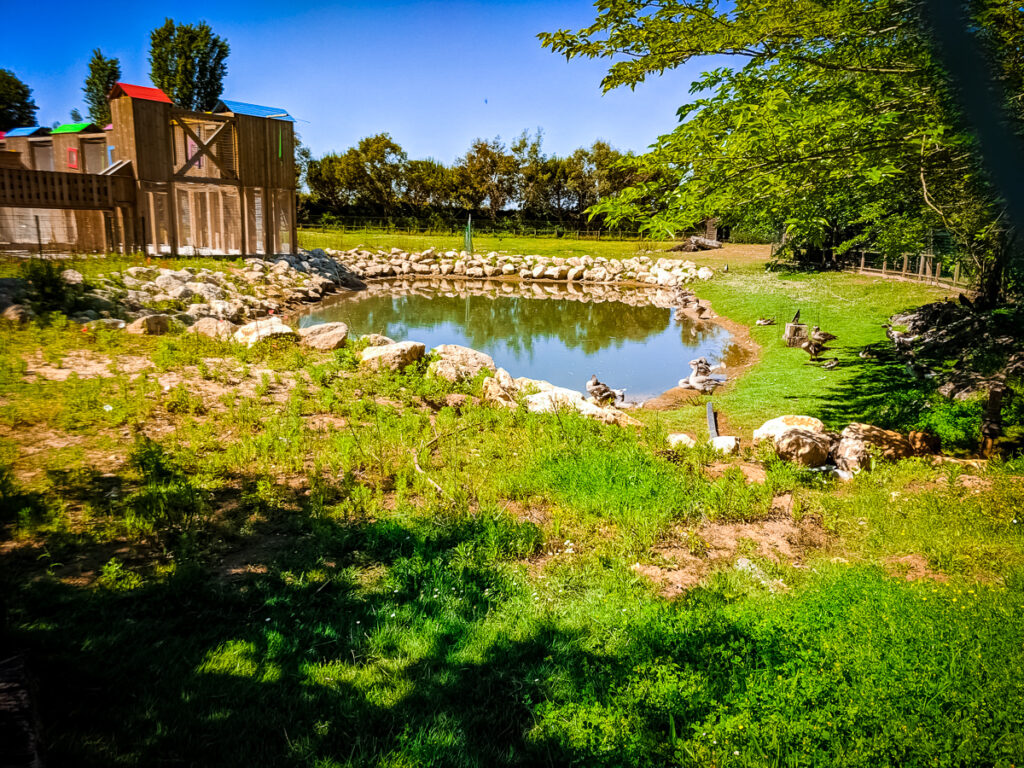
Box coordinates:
[0,167,135,210]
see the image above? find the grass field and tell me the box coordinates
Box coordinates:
[2,237,1022,767]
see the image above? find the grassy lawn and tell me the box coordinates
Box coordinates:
[2,239,1022,767]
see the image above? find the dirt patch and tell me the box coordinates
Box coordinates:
[22,351,155,381]
[640,387,703,410]
[502,498,549,526]
[885,553,949,583]
[706,461,767,484]
[633,512,827,597]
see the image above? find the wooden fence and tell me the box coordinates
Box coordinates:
[849,251,972,290]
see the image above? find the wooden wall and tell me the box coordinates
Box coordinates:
[234,114,295,190]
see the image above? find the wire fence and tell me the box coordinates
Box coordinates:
[298,221,652,241]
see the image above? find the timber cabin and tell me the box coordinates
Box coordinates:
[0,82,297,256]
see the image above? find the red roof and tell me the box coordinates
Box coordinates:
[108,82,173,104]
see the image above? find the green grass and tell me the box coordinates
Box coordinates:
[2,241,1023,767]
[298,228,677,261]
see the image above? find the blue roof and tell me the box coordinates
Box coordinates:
[5,126,49,137]
[215,99,295,122]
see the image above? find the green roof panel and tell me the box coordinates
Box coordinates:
[51,122,102,134]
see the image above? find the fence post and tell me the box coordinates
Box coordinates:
[935,263,941,282]
[954,263,961,284]
[882,257,887,275]
[918,255,925,278]
[35,215,43,257]
[902,254,908,276]
[860,253,865,271]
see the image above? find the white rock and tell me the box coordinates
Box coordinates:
[361,341,426,370]
[233,318,297,347]
[186,317,237,340]
[297,321,349,351]
[428,344,496,381]
[752,415,826,445]
[710,436,741,454]
[667,433,697,449]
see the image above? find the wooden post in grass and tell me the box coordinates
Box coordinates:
[707,402,719,440]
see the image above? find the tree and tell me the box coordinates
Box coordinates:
[0,69,37,131]
[149,19,229,111]
[307,134,407,216]
[70,108,83,122]
[540,0,1024,296]
[457,137,519,220]
[83,48,121,125]
[511,129,551,219]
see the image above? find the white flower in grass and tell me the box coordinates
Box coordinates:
[102,404,113,412]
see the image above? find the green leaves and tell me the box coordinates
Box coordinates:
[543,0,1021,286]
[148,19,229,111]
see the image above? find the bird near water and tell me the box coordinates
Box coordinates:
[586,375,625,404]
[822,358,840,370]
[755,317,776,326]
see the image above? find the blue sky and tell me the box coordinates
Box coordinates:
[4,0,707,162]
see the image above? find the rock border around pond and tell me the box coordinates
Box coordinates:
[322,247,714,287]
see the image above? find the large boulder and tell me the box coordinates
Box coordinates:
[233,318,297,347]
[298,321,349,351]
[834,422,915,472]
[186,316,237,340]
[774,429,832,467]
[126,314,173,335]
[60,268,84,285]
[428,344,496,382]
[753,415,826,444]
[360,341,425,370]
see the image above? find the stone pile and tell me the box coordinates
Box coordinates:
[481,367,642,428]
[346,275,691,310]
[667,414,940,474]
[886,299,1024,400]
[324,247,713,288]
[59,249,362,330]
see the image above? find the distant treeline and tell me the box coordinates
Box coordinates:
[299,130,651,229]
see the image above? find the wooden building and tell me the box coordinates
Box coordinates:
[0,82,297,256]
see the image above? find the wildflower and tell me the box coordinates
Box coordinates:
[102,404,113,412]
[81,326,89,334]
[390,612,395,617]
[734,751,739,756]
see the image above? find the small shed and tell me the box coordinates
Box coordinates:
[50,122,107,174]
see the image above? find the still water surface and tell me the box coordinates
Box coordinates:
[297,281,736,400]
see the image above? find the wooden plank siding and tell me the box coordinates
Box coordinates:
[0,168,135,210]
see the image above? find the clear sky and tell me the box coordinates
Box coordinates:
[4,0,707,163]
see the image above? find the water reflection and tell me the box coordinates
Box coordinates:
[296,279,733,399]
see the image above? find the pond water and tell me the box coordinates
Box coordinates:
[296,280,740,400]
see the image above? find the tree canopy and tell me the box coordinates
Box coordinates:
[0,69,38,131]
[83,49,121,125]
[305,132,635,227]
[540,0,1024,295]
[149,19,229,111]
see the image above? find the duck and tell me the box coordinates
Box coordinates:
[858,348,877,360]
[822,357,840,370]
[755,317,776,326]
[811,325,837,343]
[801,340,829,360]
[586,374,624,404]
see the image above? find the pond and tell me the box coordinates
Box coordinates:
[296,279,741,400]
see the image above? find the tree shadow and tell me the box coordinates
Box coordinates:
[1,466,800,768]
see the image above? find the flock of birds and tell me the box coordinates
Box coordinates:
[757,310,841,369]
[584,304,851,409]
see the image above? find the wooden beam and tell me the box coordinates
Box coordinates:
[173,119,233,178]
